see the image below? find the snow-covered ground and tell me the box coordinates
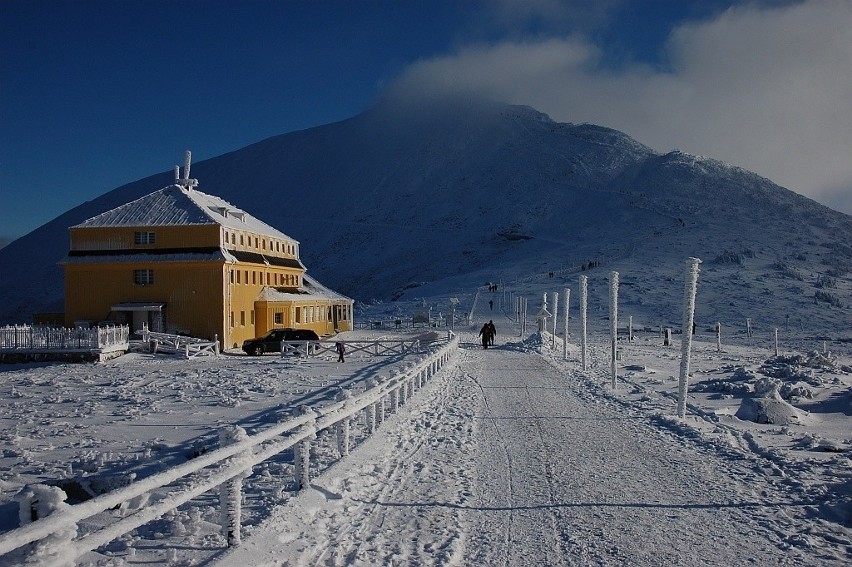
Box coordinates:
[1,283,850,566]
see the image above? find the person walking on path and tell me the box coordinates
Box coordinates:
[489,299,493,311]
[479,323,491,349]
[335,341,346,362]
[487,320,496,346]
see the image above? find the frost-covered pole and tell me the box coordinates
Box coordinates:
[377,378,386,423]
[563,287,570,360]
[335,388,351,457]
[628,316,633,343]
[365,378,378,433]
[774,329,779,357]
[715,322,721,353]
[294,406,317,491]
[677,257,702,419]
[551,291,559,350]
[746,318,752,338]
[609,271,619,389]
[219,425,249,547]
[580,275,588,371]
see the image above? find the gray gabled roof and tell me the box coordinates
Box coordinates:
[256,274,353,303]
[73,184,297,243]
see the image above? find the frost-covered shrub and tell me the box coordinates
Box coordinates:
[713,252,744,265]
[754,376,782,396]
[814,275,837,289]
[814,290,844,308]
[773,261,804,280]
[732,367,757,381]
[690,380,752,394]
[779,383,814,400]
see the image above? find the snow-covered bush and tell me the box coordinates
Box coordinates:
[814,290,844,308]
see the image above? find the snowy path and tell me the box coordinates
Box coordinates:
[211,323,842,566]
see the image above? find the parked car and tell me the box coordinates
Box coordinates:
[242,328,320,355]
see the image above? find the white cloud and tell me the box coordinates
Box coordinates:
[388,0,852,214]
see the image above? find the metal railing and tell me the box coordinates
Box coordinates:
[0,325,129,352]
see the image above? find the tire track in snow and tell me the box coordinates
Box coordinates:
[464,343,572,566]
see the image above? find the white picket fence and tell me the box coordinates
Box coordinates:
[140,327,220,359]
[0,324,129,352]
[0,333,459,565]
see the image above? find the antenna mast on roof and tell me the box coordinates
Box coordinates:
[175,150,199,191]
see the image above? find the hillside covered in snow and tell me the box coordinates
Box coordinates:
[1,97,850,334]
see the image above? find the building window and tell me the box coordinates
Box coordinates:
[252,271,256,285]
[134,231,155,245]
[274,312,283,325]
[250,310,255,325]
[133,269,154,285]
[295,307,301,323]
[236,271,241,284]
[240,311,246,326]
[230,311,234,327]
[240,234,244,245]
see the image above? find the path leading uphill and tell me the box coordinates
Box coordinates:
[211,308,838,566]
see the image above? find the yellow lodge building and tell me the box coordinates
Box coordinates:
[62,154,353,348]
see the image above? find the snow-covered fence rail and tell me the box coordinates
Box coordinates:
[0,334,459,565]
[315,339,420,357]
[141,328,219,358]
[0,324,129,352]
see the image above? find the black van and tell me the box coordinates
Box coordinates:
[242,328,320,355]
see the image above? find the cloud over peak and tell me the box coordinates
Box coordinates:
[387,0,852,214]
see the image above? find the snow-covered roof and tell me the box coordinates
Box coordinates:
[73,184,297,243]
[255,274,353,303]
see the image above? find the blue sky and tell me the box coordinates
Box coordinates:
[2,0,850,242]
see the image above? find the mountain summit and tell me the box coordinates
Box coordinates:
[1,99,850,331]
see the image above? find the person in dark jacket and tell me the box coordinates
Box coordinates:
[479,323,490,349]
[487,320,496,346]
[335,341,345,362]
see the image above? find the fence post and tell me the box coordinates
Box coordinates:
[214,334,220,355]
[335,389,351,457]
[580,275,588,371]
[563,288,570,360]
[609,271,619,389]
[774,329,779,357]
[294,406,317,491]
[716,322,721,353]
[365,378,378,433]
[218,425,249,547]
[677,258,702,419]
[16,484,77,563]
[550,292,558,350]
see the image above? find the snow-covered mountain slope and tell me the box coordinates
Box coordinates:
[1,98,850,332]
